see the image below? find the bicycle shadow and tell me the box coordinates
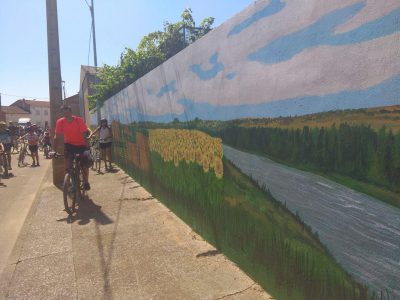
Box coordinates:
[57,197,113,226]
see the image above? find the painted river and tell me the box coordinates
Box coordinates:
[224,145,400,297]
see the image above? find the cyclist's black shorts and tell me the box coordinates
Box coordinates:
[29,145,38,153]
[64,143,87,160]
[3,143,12,152]
[99,142,112,149]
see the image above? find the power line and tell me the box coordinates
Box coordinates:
[83,0,90,9]
[0,92,49,100]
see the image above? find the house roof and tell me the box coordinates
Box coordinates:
[24,100,50,107]
[80,65,99,87]
[1,106,30,114]
[81,65,97,74]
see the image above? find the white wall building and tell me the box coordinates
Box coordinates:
[11,99,50,128]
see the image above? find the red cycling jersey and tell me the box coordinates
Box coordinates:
[55,116,88,146]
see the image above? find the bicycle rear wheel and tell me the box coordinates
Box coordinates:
[18,148,26,167]
[63,173,77,215]
[44,145,49,158]
[0,154,8,178]
[12,141,19,154]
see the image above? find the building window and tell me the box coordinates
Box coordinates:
[36,109,40,115]
[44,110,49,116]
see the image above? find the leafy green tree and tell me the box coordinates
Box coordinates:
[90,9,214,109]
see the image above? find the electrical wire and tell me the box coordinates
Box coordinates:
[0,92,48,100]
[83,0,91,9]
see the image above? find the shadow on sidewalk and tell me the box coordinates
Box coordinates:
[55,172,127,299]
[57,197,113,226]
[196,249,220,258]
[92,168,120,176]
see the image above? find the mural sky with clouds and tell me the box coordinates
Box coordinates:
[102,0,400,123]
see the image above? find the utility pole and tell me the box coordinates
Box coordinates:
[46,0,64,185]
[89,0,101,124]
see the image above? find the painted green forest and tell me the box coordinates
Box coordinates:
[111,125,373,300]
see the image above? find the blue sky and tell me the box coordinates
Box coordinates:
[0,0,253,106]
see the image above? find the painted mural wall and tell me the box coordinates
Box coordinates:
[101,1,400,299]
[102,0,399,122]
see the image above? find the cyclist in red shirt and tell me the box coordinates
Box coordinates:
[54,105,92,190]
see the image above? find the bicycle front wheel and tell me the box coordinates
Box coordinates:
[63,173,77,215]
[12,142,19,154]
[18,149,25,167]
[0,154,8,177]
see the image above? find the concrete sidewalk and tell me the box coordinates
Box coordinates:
[0,166,272,299]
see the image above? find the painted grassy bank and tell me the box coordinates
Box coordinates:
[110,122,370,300]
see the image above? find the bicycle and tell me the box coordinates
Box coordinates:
[38,141,43,152]
[18,140,29,167]
[0,147,9,179]
[11,138,20,154]
[50,152,88,215]
[43,143,52,159]
[89,138,101,172]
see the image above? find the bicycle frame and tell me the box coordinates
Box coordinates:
[0,149,8,179]
[69,154,87,196]
[90,139,101,172]
[51,151,87,215]
[18,141,30,167]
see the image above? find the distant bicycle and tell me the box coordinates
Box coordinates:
[50,152,88,215]
[11,139,20,154]
[0,146,9,179]
[18,140,29,167]
[89,138,101,172]
[43,143,52,159]
[38,140,44,152]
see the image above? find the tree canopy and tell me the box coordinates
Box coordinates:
[89,9,214,110]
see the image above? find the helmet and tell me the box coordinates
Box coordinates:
[100,118,108,125]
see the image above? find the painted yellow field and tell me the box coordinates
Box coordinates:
[239,105,400,132]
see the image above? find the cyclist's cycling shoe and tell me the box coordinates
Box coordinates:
[84,182,91,191]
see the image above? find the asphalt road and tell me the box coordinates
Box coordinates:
[224,145,400,297]
[0,153,52,277]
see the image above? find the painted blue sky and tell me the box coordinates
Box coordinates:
[190,52,224,80]
[0,0,253,106]
[228,0,285,36]
[98,0,399,123]
[248,3,400,64]
[104,74,400,123]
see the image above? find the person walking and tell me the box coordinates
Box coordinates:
[0,122,13,170]
[20,126,40,167]
[89,118,113,171]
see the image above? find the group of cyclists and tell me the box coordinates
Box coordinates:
[0,104,113,191]
[0,121,51,170]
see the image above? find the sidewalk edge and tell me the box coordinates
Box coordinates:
[0,164,53,299]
